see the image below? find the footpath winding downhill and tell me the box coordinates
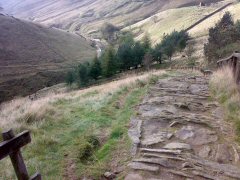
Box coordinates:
[127,74,240,180]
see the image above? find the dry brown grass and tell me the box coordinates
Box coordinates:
[210,66,239,99]
[0,70,165,130]
[210,66,240,138]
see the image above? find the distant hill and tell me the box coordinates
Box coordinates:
[124,1,237,44]
[0,14,95,102]
[0,0,222,38]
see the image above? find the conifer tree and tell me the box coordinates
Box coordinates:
[77,63,89,86]
[66,71,75,85]
[142,34,152,52]
[90,56,101,80]
[102,47,117,77]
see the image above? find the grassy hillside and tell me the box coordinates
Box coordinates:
[0,14,95,102]
[0,70,166,179]
[0,0,222,38]
[1,1,238,103]
[189,2,240,37]
[124,0,238,44]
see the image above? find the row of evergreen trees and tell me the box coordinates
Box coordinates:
[66,31,189,87]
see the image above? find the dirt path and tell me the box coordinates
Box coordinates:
[127,74,240,180]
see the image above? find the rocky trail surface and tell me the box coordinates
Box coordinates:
[127,74,240,180]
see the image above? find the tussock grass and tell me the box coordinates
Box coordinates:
[0,70,165,130]
[0,69,166,179]
[210,67,240,138]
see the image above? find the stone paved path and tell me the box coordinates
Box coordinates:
[127,75,240,180]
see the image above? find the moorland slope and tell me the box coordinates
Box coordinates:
[0,14,95,102]
[0,0,222,38]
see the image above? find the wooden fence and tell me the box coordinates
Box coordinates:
[171,66,213,76]
[217,52,240,83]
[0,129,41,180]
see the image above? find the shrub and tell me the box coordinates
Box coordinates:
[101,23,120,43]
[101,47,118,77]
[116,32,146,70]
[117,41,134,70]
[151,43,162,64]
[142,34,152,52]
[204,12,240,64]
[159,30,189,60]
[78,142,94,161]
[185,41,195,60]
[77,63,90,87]
[66,71,75,85]
[77,135,100,162]
[89,56,102,80]
[143,52,153,70]
[87,135,100,149]
[132,42,145,68]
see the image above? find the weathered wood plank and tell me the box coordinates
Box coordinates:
[2,129,30,180]
[0,130,31,160]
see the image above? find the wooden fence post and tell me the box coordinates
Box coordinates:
[1,129,41,180]
[2,129,29,180]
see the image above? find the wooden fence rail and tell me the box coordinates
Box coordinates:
[0,129,41,180]
[217,52,240,83]
[171,66,213,75]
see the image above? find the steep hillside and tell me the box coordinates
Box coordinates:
[189,2,240,36]
[0,14,95,102]
[0,0,222,38]
[124,0,236,44]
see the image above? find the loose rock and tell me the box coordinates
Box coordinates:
[164,142,192,150]
[128,162,159,172]
[125,173,143,180]
[199,145,211,158]
[215,144,232,164]
[104,172,116,179]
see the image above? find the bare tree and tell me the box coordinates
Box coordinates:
[143,53,153,70]
[185,41,196,67]
[185,41,195,60]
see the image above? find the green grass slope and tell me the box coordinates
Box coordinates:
[0,14,95,102]
[0,0,222,38]
[0,70,167,179]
